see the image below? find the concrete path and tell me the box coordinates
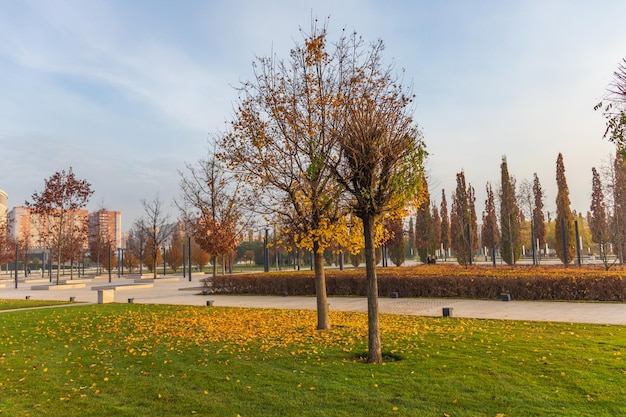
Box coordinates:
[1,274,625,325]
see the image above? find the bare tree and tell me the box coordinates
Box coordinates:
[140,195,171,279]
[595,58,626,150]
[178,143,251,279]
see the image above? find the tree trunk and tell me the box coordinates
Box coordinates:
[313,241,330,330]
[153,252,157,279]
[362,213,382,363]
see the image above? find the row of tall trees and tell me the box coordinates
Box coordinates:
[410,153,608,267]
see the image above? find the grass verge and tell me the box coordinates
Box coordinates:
[0,298,74,311]
[0,303,623,416]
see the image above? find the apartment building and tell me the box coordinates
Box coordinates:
[88,210,123,249]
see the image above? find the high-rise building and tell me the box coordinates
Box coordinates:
[0,189,7,225]
[8,206,89,249]
[88,210,123,249]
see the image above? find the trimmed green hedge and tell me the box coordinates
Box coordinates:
[201,267,626,302]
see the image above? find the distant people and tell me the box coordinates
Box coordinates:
[426,255,436,265]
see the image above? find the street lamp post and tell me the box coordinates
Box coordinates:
[162,246,166,276]
[263,228,269,273]
[108,244,112,283]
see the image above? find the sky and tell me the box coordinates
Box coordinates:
[1,0,625,231]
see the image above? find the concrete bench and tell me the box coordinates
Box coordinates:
[59,278,93,285]
[92,283,154,291]
[31,282,87,290]
[133,277,181,283]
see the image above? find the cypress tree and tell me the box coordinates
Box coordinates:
[407,217,415,259]
[386,218,406,267]
[499,156,522,265]
[440,190,450,258]
[532,173,546,248]
[481,182,499,258]
[468,185,479,253]
[450,171,472,266]
[555,153,576,264]
[431,204,441,259]
[414,178,433,263]
[611,154,626,263]
[590,167,611,268]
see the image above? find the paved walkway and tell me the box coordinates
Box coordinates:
[1,274,625,325]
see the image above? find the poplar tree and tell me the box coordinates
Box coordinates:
[532,173,547,249]
[431,204,442,259]
[499,156,521,265]
[481,182,499,258]
[555,153,576,264]
[440,190,450,258]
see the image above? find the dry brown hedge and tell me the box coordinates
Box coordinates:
[201,265,626,302]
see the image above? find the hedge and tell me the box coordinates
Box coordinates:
[200,265,626,302]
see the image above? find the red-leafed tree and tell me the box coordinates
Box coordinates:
[0,220,16,268]
[25,167,93,284]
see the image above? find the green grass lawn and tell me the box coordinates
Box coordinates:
[0,298,74,311]
[0,303,623,416]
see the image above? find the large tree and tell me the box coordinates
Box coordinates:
[331,33,426,363]
[555,153,576,264]
[499,156,521,265]
[220,24,347,330]
[25,167,93,284]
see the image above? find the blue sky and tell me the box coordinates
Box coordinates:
[0,0,624,230]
